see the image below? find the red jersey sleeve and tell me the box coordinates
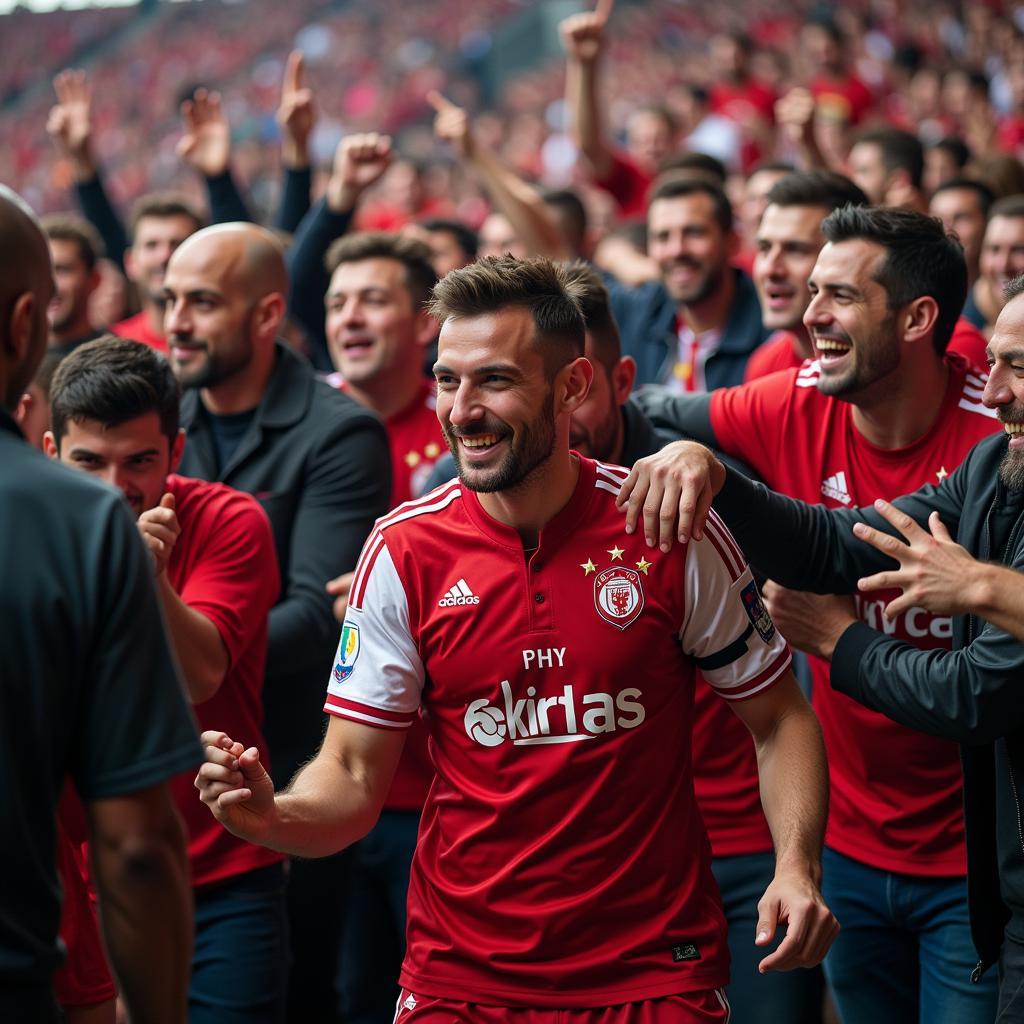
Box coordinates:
[709,368,802,479]
[947,317,988,373]
[591,149,653,219]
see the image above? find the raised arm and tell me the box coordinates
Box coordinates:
[428,90,569,259]
[48,69,128,270]
[177,88,253,224]
[560,0,616,180]
[274,49,316,233]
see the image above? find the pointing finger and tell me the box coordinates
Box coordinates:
[284,49,304,93]
[426,90,458,115]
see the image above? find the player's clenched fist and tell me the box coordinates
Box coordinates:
[138,492,181,577]
[194,730,277,844]
[327,132,393,212]
[559,0,614,63]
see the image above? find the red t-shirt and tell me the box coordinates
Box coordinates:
[948,316,988,372]
[111,310,167,354]
[709,355,1001,875]
[165,474,284,887]
[325,457,791,1005]
[593,149,655,220]
[809,73,874,125]
[710,79,777,124]
[743,331,804,382]
[54,793,116,1009]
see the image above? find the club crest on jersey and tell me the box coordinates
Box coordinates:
[332,624,360,682]
[740,581,775,643]
[594,566,644,629]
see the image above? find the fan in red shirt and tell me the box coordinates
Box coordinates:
[321,231,447,1022]
[801,20,874,127]
[625,206,1002,1023]
[46,337,287,1022]
[560,0,677,220]
[197,255,837,1022]
[110,196,202,354]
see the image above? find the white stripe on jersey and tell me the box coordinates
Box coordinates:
[712,650,792,700]
[595,480,622,496]
[702,512,745,580]
[958,397,999,419]
[324,703,414,729]
[715,987,732,1023]
[350,530,386,611]
[377,481,461,532]
[595,461,629,484]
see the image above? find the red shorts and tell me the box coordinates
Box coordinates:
[392,989,731,1023]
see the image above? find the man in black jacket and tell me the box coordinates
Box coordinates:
[163,221,391,1023]
[617,278,1024,1018]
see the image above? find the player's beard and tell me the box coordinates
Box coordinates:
[446,389,557,494]
[814,311,901,400]
[999,405,1024,491]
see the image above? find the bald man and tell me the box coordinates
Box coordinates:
[0,189,198,1022]
[164,223,391,1021]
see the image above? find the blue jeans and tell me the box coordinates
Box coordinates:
[336,810,420,1024]
[190,862,289,1024]
[711,851,824,1023]
[822,847,997,1024]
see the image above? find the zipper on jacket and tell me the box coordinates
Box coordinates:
[972,960,985,983]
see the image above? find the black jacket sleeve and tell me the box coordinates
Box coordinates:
[74,172,129,272]
[633,389,716,446]
[204,170,252,224]
[286,198,355,372]
[266,413,391,682]
[831,606,1024,744]
[274,166,311,235]
[710,447,972,593]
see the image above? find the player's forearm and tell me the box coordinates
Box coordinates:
[156,575,228,704]
[755,702,827,881]
[266,753,381,857]
[92,807,192,1024]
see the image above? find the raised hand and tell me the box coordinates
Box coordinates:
[326,132,393,212]
[775,88,816,146]
[427,90,474,159]
[761,581,858,661]
[47,69,95,174]
[176,88,231,178]
[559,0,614,63]
[277,49,316,168]
[137,493,181,578]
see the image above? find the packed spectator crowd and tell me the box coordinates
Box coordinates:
[10,0,1024,1022]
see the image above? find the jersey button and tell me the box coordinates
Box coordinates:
[534,592,545,604]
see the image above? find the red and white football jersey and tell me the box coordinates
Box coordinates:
[710,353,1001,876]
[324,456,790,1006]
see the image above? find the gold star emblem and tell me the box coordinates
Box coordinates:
[607,545,625,561]
[936,466,949,483]
[424,442,441,459]
[636,557,652,575]
[404,451,421,468]
[580,558,597,576]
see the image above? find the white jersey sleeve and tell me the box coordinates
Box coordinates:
[323,532,425,730]
[678,510,791,701]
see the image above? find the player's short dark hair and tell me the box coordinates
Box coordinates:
[561,260,620,372]
[989,194,1024,222]
[931,178,995,217]
[750,160,796,178]
[40,213,105,273]
[429,256,584,377]
[647,177,733,232]
[657,151,728,185]
[930,136,972,171]
[419,218,479,262]
[854,128,925,189]
[128,193,203,243]
[766,170,868,213]
[822,205,967,355]
[324,231,438,310]
[50,335,180,446]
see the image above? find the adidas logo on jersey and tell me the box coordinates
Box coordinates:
[438,578,480,607]
[821,471,852,505]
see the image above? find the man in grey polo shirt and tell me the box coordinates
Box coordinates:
[0,185,200,1024]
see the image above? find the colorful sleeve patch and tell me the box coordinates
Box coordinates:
[740,580,775,644]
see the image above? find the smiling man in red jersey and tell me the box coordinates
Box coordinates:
[196,256,836,1023]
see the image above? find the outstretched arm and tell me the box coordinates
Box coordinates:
[560,0,616,180]
[195,715,405,857]
[429,90,568,259]
[274,49,316,233]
